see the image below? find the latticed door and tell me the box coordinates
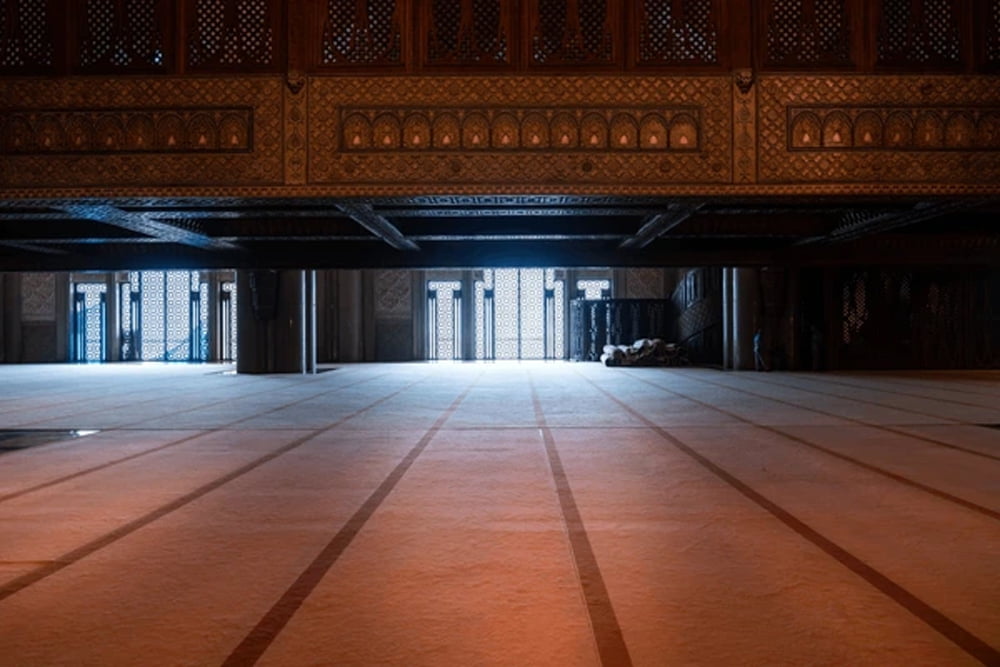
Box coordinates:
[427,280,462,360]
[72,283,107,362]
[474,269,564,360]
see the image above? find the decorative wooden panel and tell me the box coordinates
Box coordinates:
[1,108,253,154]
[0,78,281,188]
[876,0,963,68]
[985,0,1000,70]
[76,0,174,73]
[423,0,512,68]
[310,76,730,187]
[634,0,721,67]
[758,75,1000,185]
[186,0,281,72]
[319,0,404,68]
[760,0,853,68]
[0,0,57,73]
[528,0,619,66]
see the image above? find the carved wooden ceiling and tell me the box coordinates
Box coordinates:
[1,1,998,270]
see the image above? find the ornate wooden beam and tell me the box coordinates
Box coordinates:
[797,200,986,245]
[335,203,420,251]
[619,204,705,249]
[57,205,239,250]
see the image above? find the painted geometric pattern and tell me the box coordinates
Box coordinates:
[21,273,56,321]
[375,269,412,317]
[626,268,664,299]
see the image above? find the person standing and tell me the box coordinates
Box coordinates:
[753,329,768,371]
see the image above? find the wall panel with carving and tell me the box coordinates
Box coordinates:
[757,75,1000,186]
[0,77,283,189]
[309,76,732,187]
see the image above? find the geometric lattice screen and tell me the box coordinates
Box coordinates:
[79,0,170,71]
[763,0,852,66]
[426,0,509,66]
[637,0,719,65]
[188,0,276,70]
[0,0,54,70]
[475,268,564,360]
[877,0,961,67]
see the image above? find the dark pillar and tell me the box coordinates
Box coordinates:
[732,268,759,370]
[236,269,315,374]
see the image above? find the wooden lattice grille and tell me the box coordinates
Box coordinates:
[987,0,1000,67]
[188,0,276,70]
[425,0,509,66]
[321,0,403,66]
[78,0,170,71]
[637,0,719,66]
[530,0,616,65]
[763,0,852,67]
[0,0,54,70]
[877,0,962,67]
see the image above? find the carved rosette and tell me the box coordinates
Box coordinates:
[284,73,308,185]
[0,78,283,188]
[732,69,757,184]
[309,76,733,187]
[758,76,1000,185]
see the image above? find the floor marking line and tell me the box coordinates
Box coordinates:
[7,364,351,428]
[770,373,1000,411]
[631,373,1000,518]
[529,375,633,667]
[0,377,426,604]
[0,372,394,505]
[720,372,1000,462]
[578,370,1000,666]
[221,375,480,667]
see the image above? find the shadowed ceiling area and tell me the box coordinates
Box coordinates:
[1,195,997,271]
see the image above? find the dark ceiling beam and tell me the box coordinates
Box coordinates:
[796,200,983,245]
[57,205,239,250]
[377,207,655,218]
[335,202,420,251]
[0,241,69,255]
[619,203,704,249]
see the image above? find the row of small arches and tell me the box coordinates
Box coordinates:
[791,109,1000,150]
[342,111,700,151]
[1,111,251,154]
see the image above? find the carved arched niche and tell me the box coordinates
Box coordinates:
[373,114,402,149]
[521,112,549,148]
[432,113,460,149]
[491,112,519,148]
[550,112,579,148]
[610,114,638,149]
[822,111,852,148]
[580,113,608,149]
[669,113,698,150]
[853,111,883,148]
[884,112,914,148]
[342,113,372,149]
[402,113,432,149]
[639,113,668,150]
[790,111,821,148]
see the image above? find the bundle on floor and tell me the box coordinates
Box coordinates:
[600,339,687,367]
